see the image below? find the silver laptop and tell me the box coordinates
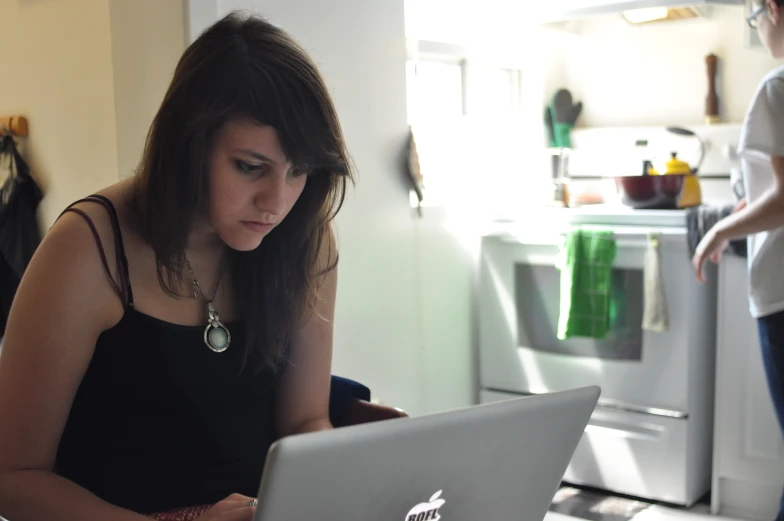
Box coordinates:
[253,386,599,521]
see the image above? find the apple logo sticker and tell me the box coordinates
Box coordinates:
[405,490,446,521]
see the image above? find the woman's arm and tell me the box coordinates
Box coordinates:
[693,156,784,282]
[274,225,338,438]
[712,156,784,239]
[0,209,149,521]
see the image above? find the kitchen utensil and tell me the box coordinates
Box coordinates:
[680,178,702,208]
[552,89,573,123]
[550,148,570,207]
[663,152,691,175]
[405,127,424,217]
[615,172,686,209]
[705,54,720,125]
[665,127,706,173]
[568,101,583,126]
[544,106,556,147]
[660,150,702,208]
[545,107,561,191]
[550,89,582,148]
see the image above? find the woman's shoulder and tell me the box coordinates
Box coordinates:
[762,64,784,85]
[752,65,784,105]
[52,181,132,252]
[45,180,138,303]
[22,188,130,330]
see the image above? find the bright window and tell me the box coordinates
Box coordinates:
[405,47,523,210]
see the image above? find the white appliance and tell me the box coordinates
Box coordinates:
[478,125,741,505]
[713,255,784,520]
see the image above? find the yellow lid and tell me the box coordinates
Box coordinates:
[664,152,691,175]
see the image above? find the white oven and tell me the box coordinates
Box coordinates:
[478,210,718,505]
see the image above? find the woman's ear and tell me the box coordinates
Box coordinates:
[768,0,781,25]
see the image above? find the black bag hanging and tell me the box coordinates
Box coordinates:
[0,134,43,337]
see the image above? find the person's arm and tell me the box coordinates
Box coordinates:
[693,156,784,282]
[712,156,784,239]
[274,225,338,438]
[0,209,153,521]
[0,209,259,521]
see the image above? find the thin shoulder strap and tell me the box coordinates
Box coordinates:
[84,195,134,307]
[59,195,134,308]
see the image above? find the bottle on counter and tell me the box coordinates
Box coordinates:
[550,147,570,207]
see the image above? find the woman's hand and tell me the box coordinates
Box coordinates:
[692,199,747,283]
[692,228,726,283]
[194,494,257,521]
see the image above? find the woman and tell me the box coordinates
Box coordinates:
[0,11,351,521]
[693,1,784,519]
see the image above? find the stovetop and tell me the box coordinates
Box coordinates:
[489,205,689,231]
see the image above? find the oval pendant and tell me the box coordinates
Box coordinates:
[204,322,231,353]
[204,301,230,353]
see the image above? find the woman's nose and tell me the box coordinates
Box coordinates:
[254,174,288,217]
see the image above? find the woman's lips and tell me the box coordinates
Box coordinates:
[241,221,275,233]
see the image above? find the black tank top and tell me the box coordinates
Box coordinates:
[54,196,279,514]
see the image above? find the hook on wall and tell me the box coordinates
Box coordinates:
[0,116,29,138]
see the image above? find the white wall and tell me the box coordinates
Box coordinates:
[559,6,783,127]
[194,0,433,415]
[405,2,782,128]
[0,0,189,229]
[187,0,483,416]
[109,0,186,178]
[404,0,569,219]
[0,0,119,229]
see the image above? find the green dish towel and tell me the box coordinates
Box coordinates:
[557,229,617,340]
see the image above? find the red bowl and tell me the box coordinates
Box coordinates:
[615,175,686,209]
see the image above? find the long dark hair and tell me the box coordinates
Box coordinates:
[133,12,352,371]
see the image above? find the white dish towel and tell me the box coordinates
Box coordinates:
[642,233,669,333]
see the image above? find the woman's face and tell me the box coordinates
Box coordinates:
[756,1,784,58]
[205,119,308,251]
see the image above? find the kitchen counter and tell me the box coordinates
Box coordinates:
[486,205,689,230]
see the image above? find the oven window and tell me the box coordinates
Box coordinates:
[514,263,643,360]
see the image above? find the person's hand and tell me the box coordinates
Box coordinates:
[692,227,726,283]
[692,199,747,283]
[193,493,258,521]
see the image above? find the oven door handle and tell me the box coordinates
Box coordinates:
[498,236,652,250]
[584,419,665,442]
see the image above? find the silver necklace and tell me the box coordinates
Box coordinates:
[185,258,231,353]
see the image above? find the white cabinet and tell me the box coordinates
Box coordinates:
[713,255,784,520]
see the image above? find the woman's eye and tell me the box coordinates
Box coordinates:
[235,160,265,175]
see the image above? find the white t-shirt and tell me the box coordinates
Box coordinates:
[738,65,784,319]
